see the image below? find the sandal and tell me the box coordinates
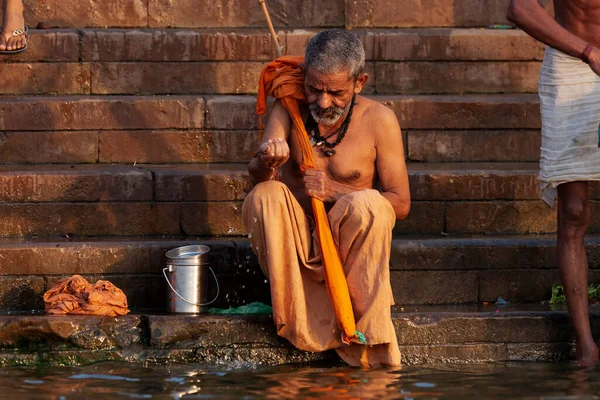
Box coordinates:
[0,26,27,55]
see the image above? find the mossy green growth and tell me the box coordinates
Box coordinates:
[550,283,600,304]
[208,302,273,315]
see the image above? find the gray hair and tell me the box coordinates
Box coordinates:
[304,30,365,80]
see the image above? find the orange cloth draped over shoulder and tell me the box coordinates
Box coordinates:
[256,56,366,345]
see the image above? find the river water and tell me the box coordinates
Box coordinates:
[2,360,600,399]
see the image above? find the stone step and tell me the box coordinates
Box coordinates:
[0,128,539,164]
[0,163,577,237]
[0,95,540,132]
[205,94,541,131]
[0,60,539,96]
[0,235,598,310]
[0,162,558,202]
[0,162,551,202]
[3,28,542,63]
[3,0,514,29]
[0,306,593,366]
[407,130,541,162]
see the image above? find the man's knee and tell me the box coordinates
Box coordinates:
[244,181,288,207]
[335,189,395,229]
[243,181,289,225]
[559,198,591,233]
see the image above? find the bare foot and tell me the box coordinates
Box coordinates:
[574,342,599,367]
[0,0,26,52]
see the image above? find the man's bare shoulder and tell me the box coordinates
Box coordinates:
[356,96,401,131]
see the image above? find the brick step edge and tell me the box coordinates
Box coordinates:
[0,311,589,366]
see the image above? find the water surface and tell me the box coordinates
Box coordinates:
[2,360,600,399]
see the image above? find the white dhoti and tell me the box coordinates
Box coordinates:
[539,46,600,206]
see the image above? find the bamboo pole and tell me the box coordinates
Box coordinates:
[258,0,284,57]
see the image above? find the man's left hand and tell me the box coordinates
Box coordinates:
[303,169,344,203]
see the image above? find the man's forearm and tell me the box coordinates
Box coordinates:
[507,0,588,59]
[381,191,410,221]
[248,157,277,185]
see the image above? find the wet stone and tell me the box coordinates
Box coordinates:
[0,315,143,351]
[507,342,576,362]
[147,315,282,349]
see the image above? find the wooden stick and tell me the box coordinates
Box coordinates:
[258,0,283,57]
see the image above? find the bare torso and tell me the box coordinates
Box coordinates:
[281,95,380,213]
[554,0,600,47]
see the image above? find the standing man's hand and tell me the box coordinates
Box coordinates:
[258,138,290,168]
[588,47,600,77]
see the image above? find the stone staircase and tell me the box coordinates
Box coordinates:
[0,1,580,319]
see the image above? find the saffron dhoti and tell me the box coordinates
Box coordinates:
[539,46,600,205]
[242,180,401,368]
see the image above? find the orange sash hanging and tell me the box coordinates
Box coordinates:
[256,56,366,345]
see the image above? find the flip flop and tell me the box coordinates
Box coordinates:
[0,26,28,55]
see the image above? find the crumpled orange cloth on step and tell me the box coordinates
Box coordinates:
[43,275,130,316]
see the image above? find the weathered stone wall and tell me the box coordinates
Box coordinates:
[0,0,570,311]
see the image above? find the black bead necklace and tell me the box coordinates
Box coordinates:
[306,95,356,157]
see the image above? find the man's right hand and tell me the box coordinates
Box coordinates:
[588,47,600,77]
[258,138,290,168]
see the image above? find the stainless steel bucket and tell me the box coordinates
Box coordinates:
[163,245,219,313]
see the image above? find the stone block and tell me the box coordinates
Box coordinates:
[181,202,244,236]
[408,163,539,200]
[91,62,264,95]
[148,0,344,28]
[370,29,544,61]
[445,201,556,234]
[390,237,558,271]
[205,96,263,130]
[376,62,540,94]
[395,313,573,345]
[0,63,90,95]
[0,276,45,310]
[400,343,507,365]
[147,315,281,348]
[478,269,559,303]
[0,96,205,131]
[0,30,79,62]
[407,130,541,162]
[390,270,478,304]
[0,131,98,163]
[346,0,511,28]
[0,239,240,276]
[393,201,445,234]
[507,342,575,362]
[99,130,258,163]
[385,94,540,130]
[152,165,251,201]
[81,29,277,62]
[0,203,180,236]
[1,0,148,28]
[0,165,152,202]
[0,315,142,350]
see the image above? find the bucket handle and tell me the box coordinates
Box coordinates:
[162,266,220,306]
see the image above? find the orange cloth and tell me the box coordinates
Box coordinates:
[43,275,129,316]
[256,57,364,345]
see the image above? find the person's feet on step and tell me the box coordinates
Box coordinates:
[0,0,26,53]
[574,341,599,368]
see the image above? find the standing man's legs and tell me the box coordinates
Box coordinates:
[557,181,599,366]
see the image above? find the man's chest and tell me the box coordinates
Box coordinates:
[288,126,377,184]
